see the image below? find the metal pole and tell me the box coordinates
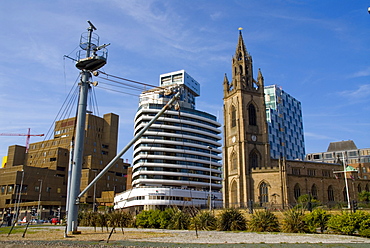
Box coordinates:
[208,146,212,211]
[37,179,43,220]
[66,22,94,234]
[78,91,181,199]
[93,170,97,212]
[343,152,351,209]
[15,170,24,221]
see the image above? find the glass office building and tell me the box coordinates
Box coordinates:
[264,85,305,160]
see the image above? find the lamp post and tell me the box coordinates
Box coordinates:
[207,146,212,211]
[37,179,43,220]
[15,170,24,221]
[92,170,98,212]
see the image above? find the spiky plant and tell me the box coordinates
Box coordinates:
[191,211,217,231]
[281,208,308,233]
[248,210,280,232]
[218,208,247,231]
[167,209,190,230]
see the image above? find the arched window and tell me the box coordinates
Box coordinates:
[259,182,269,203]
[343,187,347,202]
[357,184,362,193]
[230,180,238,208]
[231,105,236,128]
[294,184,301,200]
[311,184,318,199]
[328,185,335,202]
[231,153,237,171]
[248,104,257,126]
[239,65,243,75]
[249,151,258,169]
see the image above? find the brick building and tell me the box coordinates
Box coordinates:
[0,113,128,220]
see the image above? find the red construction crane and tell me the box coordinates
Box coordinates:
[0,128,44,153]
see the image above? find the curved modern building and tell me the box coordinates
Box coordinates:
[114,70,222,211]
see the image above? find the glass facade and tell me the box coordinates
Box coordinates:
[264,85,306,160]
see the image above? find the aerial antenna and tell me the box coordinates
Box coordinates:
[87,20,97,30]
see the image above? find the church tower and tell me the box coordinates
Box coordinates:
[223,30,270,208]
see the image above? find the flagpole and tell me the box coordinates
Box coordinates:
[343,152,351,209]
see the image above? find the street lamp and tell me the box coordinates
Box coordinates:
[37,179,43,220]
[207,146,212,211]
[15,170,24,221]
[368,7,370,14]
[92,170,98,212]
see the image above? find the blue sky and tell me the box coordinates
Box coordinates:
[1,0,370,163]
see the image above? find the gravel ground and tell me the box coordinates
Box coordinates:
[0,225,369,247]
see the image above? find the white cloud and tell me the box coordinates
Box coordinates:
[351,67,370,78]
[338,84,370,99]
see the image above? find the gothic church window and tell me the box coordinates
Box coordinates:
[259,182,269,203]
[328,185,335,201]
[311,184,317,199]
[231,180,238,207]
[248,104,257,126]
[231,106,236,127]
[294,184,301,200]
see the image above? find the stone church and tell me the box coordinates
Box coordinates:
[222,31,366,209]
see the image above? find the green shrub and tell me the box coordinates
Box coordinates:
[281,208,308,233]
[158,208,176,229]
[359,218,370,237]
[248,210,280,232]
[191,211,217,231]
[303,208,331,233]
[218,208,247,231]
[135,209,162,228]
[327,211,370,235]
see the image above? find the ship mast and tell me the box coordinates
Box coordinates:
[66,21,109,234]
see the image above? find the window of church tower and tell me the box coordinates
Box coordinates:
[231,153,237,171]
[231,106,236,127]
[248,104,257,126]
[249,151,258,169]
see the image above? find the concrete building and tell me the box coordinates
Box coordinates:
[306,140,370,182]
[114,70,223,212]
[264,85,305,160]
[0,113,129,220]
[222,31,370,209]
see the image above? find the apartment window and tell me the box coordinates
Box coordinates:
[35,186,40,192]
[348,151,357,157]
[57,188,61,194]
[46,187,51,193]
[1,186,5,194]
[313,154,321,160]
[325,153,333,159]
